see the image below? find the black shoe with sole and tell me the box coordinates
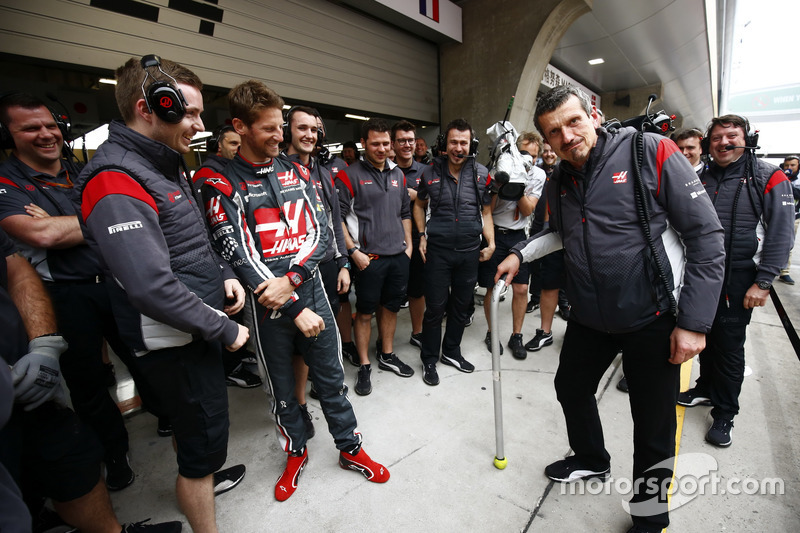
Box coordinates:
[378,352,414,377]
[484,330,503,355]
[105,452,134,491]
[545,456,610,482]
[157,417,173,438]
[508,333,527,360]
[524,329,553,352]
[526,298,540,313]
[225,365,262,388]
[342,342,360,367]
[299,403,315,439]
[440,353,475,373]
[705,418,733,447]
[677,387,712,407]
[355,364,372,395]
[213,464,246,496]
[617,375,629,393]
[409,332,422,349]
[423,363,439,386]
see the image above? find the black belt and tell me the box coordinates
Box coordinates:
[494,226,524,235]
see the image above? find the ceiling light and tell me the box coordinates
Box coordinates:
[99,78,117,85]
[345,114,370,121]
[588,58,605,65]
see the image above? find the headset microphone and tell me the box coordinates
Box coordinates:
[455,153,466,159]
[724,144,759,151]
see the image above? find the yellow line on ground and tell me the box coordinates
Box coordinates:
[667,358,695,526]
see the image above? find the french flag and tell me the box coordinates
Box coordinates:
[420,0,439,22]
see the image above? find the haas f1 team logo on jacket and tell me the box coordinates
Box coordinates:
[254,199,308,259]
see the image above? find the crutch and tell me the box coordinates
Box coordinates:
[491,274,508,469]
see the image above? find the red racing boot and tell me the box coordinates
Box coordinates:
[275,448,308,501]
[338,447,390,483]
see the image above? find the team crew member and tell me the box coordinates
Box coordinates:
[74,56,249,533]
[414,118,495,385]
[201,81,388,502]
[0,92,137,491]
[0,228,182,533]
[336,118,414,396]
[479,130,544,359]
[392,120,428,348]
[496,85,725,533]
[672,128,705,173]
[679,115,795,447]
[191,124,261,390]
[281,105,351,439]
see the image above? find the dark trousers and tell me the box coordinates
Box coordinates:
[555,315,679,530]
[695,268,754,421]
[246,275,360,453]
[420,246,479,365]
[47,281,132,462]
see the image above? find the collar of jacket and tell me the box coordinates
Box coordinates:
[107,120,183,179]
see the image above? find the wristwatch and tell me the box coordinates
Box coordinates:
[756,280,772,290]
[342,262,351,270]
[347,246,359,256]
[286,271,303,288]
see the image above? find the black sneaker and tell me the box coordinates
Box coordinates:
[355,365,372,396]
[105,453,134,491]
[677,388,712,407]
[157,417,173,438]
[422,363,439,386]
[225,365,262,388]
[213,464,246,496]
[484,330,503,355]
[706,418,733,447]
[557,304,571,321]
[342,342,360,367]
[378,352,414,377]
[440,353,475,373]
[122,519,182,532]
[544,456,610,482]
[465,311,474,327]
[524,329,553,352]
[300,403,315,439]
[103,361,117,388]
[400,299,409,308]
[526,298,540,313]
[779,274,795,285]
[617,375,629,393]
[508,333,527,360]
[309,381,319,400]
[409,332,422,349]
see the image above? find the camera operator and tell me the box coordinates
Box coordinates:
[478,130,544,360]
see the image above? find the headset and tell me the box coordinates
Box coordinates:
[282,106,300,145]
[700,114,759,155]
[0,92,70,150]
[206,124,235,153]
[282,105,324,148]
[140,54,187,124]
[434,126,479,158]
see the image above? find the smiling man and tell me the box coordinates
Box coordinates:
[201,83,388,502]
[336,118,414,396]
[495,85,725,533]
[0,92,140,494]
[679,115,794,448]
[73,56,249,533]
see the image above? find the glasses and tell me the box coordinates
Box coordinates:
[395,138,416,145]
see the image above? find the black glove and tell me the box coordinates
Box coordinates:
[11,335,68,411]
